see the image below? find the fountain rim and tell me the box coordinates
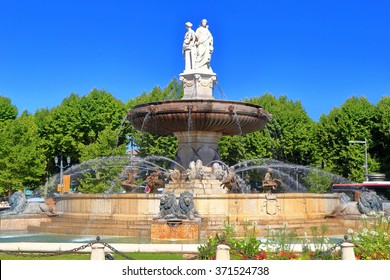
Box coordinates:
[127,99,272,136]
[129,99,269,111]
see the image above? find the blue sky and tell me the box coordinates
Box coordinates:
[1,0,389,121]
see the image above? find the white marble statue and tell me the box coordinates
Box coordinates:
[195,19,213,70]
[182,22,197,71]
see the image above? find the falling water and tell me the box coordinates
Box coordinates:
[164,82,182,100]
[214,81,226,99]
[232,110,243,136]
[187,106,193,132]
[232,158,350,193]
[115,114,129,146]
[263,118,285,159]
[140,111,152,132]
[143,155,186,171]
[206,160,230,170]
[46,152,350,196]
[46,156,132,195]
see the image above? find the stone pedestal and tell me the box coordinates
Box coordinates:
[179,70,217,99]
[164,180,227,195]
[151,219,201,240]
[90,243,105,260]
[216,244,231,260]
[341,242,356,260]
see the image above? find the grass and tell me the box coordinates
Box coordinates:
[0,252,186,260]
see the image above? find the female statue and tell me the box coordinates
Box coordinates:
[195,19,213,70]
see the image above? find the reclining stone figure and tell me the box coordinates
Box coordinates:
[0,191,55,216]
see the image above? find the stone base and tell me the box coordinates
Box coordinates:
[179,71,217,99]
[0,214,52,231]
[151,218,201,240]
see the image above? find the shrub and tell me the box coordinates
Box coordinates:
[349,212,390,260]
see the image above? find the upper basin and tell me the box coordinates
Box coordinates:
[127,99,271,136]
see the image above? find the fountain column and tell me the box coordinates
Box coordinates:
[174,131,222,169]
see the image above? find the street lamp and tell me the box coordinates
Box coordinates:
[349,139,368,182]
[54,154,71,193]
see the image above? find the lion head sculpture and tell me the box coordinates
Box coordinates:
[177,191,200,220]
[153,191,179,220]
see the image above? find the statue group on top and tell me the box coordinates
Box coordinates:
[182,19,214,72]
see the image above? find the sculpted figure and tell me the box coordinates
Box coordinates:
[153,191,180,220]
[182,22,197,71]
[325,191,384,218]
[195,159,204,179]
[145,167,164,193]
[220,166,241,193]
[195,19,213,70]
[357,191,383,214]
[0,190,55,216]
[187,159,204,181]
[121,170,138,193]
[165,169,182,184]
[177,191,200,220]
[262,168,281,193]
[211,163,224,180]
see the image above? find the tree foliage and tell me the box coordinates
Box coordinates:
[371,96,390,178]
[36,89,128,165]
[0,96,18,128]
[219,94,316,166]
[0,114,46,194]
[315,96,378,182]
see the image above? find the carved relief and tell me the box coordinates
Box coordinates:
[262,194,280,215]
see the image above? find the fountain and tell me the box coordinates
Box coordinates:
[127,19,270,196]
[0,19,372,243]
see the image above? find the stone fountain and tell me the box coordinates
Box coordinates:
[127,19,271,195]
[1,19,372,241]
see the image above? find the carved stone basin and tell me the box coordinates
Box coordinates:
[127,99,271,136]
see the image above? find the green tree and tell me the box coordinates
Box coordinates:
[78,126,127,161]
[0,96,18,128]
[301,170,333,193]
[76,156,130,194]
[126,79,182,109]
[315,96,378,182]
[220,94,316,166]
[0,113,46,195]
[36,89,127,167]
[371,96,390,179]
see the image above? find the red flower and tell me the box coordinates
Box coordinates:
[254,251,267,260]
[288,253,297,260]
